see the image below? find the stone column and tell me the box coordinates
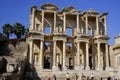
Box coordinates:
[105,43,109,70]
[86,42,90,70]
[77,42,80,66]
[75,42,80,70]
[96,16,99,35]
[41,11,44,32]
[82,51,84,65]
[39,40,43,69]
[31,7,36,31]
[34,54,37,64]
[77,14,80,33]
[85,16,88,34]
[52,40,56,70]
[54,12,56,33]
[104,17,107,35]
[63,13,66,33]
[56,54,59,69]
[97,43,101,70]
[29,39,33,64]
[63,40,66,70]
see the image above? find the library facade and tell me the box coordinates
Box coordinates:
[27,4,120,73]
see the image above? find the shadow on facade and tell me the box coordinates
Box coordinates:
[23,63,41,80]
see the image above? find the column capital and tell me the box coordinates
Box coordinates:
[29,39,33,42]
[40,39,44,42]
[63,40,66,42]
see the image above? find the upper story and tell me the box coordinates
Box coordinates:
[29,4,108,38]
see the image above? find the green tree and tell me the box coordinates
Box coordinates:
[13,23,26,39]
[2,24,13,39]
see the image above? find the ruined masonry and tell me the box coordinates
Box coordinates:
[27,4,120,79]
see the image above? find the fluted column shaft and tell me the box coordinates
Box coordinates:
[41,11,44,32]
[104,17,107,35]
[105,43,109,67]
[85,16,88,34]
[54,12,56,33]
[97,43,101,70]
[29,40,33,64]
[39,40,43,69]
[63,41,66,70]
[77,14,80,33]
[86,42,90,70]
[96,17,99,35]
[52,40,56,70]
[77,42,80,66]
[63,13,66,33]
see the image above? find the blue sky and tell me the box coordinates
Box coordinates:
[0,0,120,45]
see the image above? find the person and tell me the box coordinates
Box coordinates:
[52,74,56,80]
[90,73,94,80]
[58,62,62,71]
[112,76,115,80]
[48,77,51,80]
[74,73,78,80]
[66,73,70,80]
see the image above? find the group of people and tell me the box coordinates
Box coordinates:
[47,75,56,80]
[47,73,94,80]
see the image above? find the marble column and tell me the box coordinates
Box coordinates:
[34,54,37,64]
[29,39,33,64]
[41,11,44,32]
[63,40,66,70]
[52,40,56,70]
[75,42,80,70]
[86,42,90,70]
[77,42,80,66]
[77,14,80,33]
[63,13,66,33]
[96,16,99,35]
[39,40,43,69]
[105,43,109,70]
[97,43,101,70]
[54,12,56,33]
[31,7,36,31]
[82,50,84,65]
[104,17,107,35]
[56,54,59,69]
[85,16,88,34]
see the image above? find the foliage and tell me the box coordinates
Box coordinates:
[13,23,26,39]
[2,23,28,39]
[2,24,13,38]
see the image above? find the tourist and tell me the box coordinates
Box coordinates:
[90,73,94,80]
[74,73,78,80]
[87,76,90,80]
[58,62,62,71]
[112,76,116,80]
[66,73,70,80]
[52,74,56,80]
[48,77,51,80]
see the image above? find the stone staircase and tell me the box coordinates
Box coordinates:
[36,69,113,80]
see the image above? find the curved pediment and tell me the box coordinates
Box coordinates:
[61,6,80,14]
[83,8,99,15]
[41,4,58,10]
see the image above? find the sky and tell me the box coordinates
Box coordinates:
[0,0,120,45]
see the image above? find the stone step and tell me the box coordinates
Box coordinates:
[36,70,112,80]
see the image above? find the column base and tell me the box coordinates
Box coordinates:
[105,66,111,71]
[62,66,67,71]
[52,66,57,70]
[85,66,90,70]
[39,66,43,70]
[75,66,81,70]
[96,66,103,71]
